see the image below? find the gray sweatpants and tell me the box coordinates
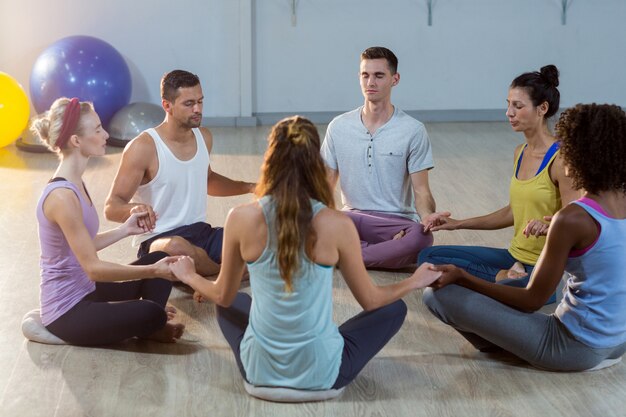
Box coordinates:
[422,284,626,371]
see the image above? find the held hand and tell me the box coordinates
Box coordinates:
[428,264,464,289]
[421,211,452,232]
[130,204,157,232]
[411,262,443,289]
[523,216,552,237]
[169,256,197,284]
[122,211,152,236]
[428,214,460,232]
[153,256,180,280]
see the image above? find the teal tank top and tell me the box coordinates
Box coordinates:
[240,196,344,389]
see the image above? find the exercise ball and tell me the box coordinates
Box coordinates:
[107,102,165,147]
[0,72,30,148]
[29,35,131,127]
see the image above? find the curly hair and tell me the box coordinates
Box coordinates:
[555,103,626,194]
[255,116,334,292]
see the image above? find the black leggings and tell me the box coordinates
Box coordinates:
[45,252,173,346]
[216,292,407,389]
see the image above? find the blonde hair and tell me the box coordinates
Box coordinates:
[30,97,94,153]
[256,116,334,292]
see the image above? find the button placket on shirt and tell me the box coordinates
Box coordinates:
[367,132,373,173]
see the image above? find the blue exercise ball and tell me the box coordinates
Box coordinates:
[29,35,132,127]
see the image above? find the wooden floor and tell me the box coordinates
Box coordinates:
[1,122,624,417]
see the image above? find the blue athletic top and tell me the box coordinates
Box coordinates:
[556,200,626,348]
[515,141,560,178]
[240,196,344,389]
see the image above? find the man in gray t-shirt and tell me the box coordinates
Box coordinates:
[321,47,445,269]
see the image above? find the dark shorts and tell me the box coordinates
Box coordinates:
[137,221,224,263]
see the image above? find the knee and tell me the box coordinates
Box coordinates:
[422,287,437,310]
[139,251,169,263]
[417,245,436,264]
[422,286,453,319]
[152,236,193,257]
[379,299,408,323]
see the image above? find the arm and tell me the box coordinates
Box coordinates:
[207,165,256,196]
[552,154,581,206]
[326,167,339,191]
[430,204,593,311]
[334,212,427,310]
[104,134,157,229]
[410,170,452,230]
[92,211,153,251]
[199,127,254,196]
[429,204,514,232]
[411,170,436,220]
[45,189,174,282]
[169,207,246,306]
[522,154,582,237]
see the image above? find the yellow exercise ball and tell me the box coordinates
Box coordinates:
[0,72,30,148]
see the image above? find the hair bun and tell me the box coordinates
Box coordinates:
[287,122,307,145]
[540,65,560,88]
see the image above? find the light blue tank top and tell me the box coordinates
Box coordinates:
[556,200,626,348]
[240,196,343,389]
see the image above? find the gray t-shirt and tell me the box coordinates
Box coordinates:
[321,106,434,221]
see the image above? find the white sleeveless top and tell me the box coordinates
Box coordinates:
[132,128,209,246]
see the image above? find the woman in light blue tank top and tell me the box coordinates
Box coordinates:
[423,104,626,371]
[170,116,442,391]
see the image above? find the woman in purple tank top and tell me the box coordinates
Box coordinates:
[31,97,184,346]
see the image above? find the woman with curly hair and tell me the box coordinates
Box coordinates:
[169,116,440,390]
[422,103,626,371]
[419,65,579,291]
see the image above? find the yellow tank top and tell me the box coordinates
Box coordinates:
[508,146,561,265]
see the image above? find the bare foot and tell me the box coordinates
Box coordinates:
[393,230,406,240]
[496,262,528,281]
[146,322,185,343]
[193,290,206,303]
[165,305,177,321]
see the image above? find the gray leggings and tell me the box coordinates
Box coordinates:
[422,284,626,371]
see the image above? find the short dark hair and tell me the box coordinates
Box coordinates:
[510,65,560,119]
[161,70,200,102]
[360,47,398,74]
[556,103,626,194]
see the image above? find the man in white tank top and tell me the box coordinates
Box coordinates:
[105,70,255,277]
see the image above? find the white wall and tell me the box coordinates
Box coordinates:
[254,0,626,116]
[1,0,625,124]
[0,0,243,119]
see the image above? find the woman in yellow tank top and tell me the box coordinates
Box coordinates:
[418,65,580,298]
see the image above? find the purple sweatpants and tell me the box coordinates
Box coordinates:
[344,210,433,269]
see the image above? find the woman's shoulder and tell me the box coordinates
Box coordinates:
[229,201,263,220]
[552,202,595,230]
[313,207,354,233]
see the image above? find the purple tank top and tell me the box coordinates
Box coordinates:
[37,180,98,326]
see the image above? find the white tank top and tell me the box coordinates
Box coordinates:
[132,128,209,246]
